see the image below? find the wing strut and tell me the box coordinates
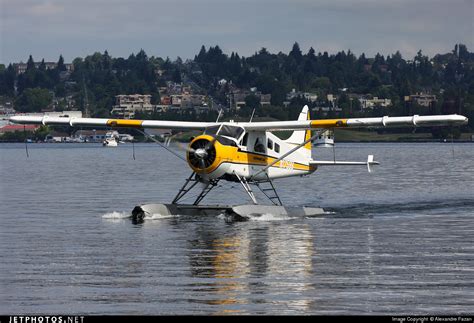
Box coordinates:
[24,125,30,158]
[133,128,187,163]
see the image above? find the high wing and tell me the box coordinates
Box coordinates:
[9,115,215,130]
[9,111,468,131]
[237,114,468,131]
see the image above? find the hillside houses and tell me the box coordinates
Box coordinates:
[229,89,271,110]
[111,94,155,119]
[404,93,437,108]
[359,96,392,110]
[110,81,213,118]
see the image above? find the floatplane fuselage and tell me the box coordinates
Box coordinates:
[187,124,315,182]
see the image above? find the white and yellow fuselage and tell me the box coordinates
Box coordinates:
[186,122,316,182]
[187,133,316,181]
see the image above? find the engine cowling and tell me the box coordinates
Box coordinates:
[187,136,217,171]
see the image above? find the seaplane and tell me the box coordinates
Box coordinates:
[10,106,468,220]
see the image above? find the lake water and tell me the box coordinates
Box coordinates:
[0,142,473,315]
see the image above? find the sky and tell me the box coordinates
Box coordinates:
[1,0,473,64]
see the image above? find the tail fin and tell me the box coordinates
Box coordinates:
[285,105,312,159]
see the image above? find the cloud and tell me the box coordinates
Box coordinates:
[26,1,65,16]
[1,0,472,63]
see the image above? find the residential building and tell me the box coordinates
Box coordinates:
[405,93,437,108]
[327,94,337,108]
[0,124,39,134]
[312,106,342,115]
[160,96,172,105]
[158,82,211,113]
[181,95,207,108]
[0,103,15,116]
[111,94,155,118]
[359,97,392,109]
[230,89,271,110]
[286,89,318,102]
[13,62,74,75]
[170,95,182,107]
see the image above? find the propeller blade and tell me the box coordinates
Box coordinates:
[205,137,217,151]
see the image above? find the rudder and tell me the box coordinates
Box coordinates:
[284,105,312,160]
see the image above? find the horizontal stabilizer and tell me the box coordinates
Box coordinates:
[310,155,379,172]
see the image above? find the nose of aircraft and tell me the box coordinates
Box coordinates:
[187,136,217,171]
[195,148,208,159]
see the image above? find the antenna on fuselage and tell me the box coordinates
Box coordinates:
[215,109,223,123]
[249,108,256,123]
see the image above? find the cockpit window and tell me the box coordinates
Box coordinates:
[240,133,249,146]
[218,125,244,139]
[254,137,265,153]
[205,125,220,136]
[267,139,273,150]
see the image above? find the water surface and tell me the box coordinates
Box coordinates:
[0,142,473,315]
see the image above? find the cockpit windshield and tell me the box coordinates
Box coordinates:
[218,125,244,139]
[204,125,220,136]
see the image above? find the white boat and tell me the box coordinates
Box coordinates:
[313,129,334,147]
[119,133,134,142]
[103,131,119,147]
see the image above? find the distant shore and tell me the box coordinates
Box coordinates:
[1,128,473,144]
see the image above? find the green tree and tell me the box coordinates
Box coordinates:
[57,55,67,71]
[244,94,261,110]
[289,42,303,63]
[0,64,16,96]
[15,88,53,112]
[27,55,36,71]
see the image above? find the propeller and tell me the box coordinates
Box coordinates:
[173,141,195,153]
[187,137,217,171]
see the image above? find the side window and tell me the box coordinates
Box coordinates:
[240,133,249,146]
[267,139,273,150]
[254,137,265,153]
[205,125,220,136]
[275,143,280,153]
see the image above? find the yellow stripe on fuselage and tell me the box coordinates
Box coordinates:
[209,150,315,174]
[106,119,143,127]
[310,119,348,128]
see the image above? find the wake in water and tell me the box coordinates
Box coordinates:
[102,197,473,223]
[323,197,474,218]
[102,211,131,219]
[102,211,179,221]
